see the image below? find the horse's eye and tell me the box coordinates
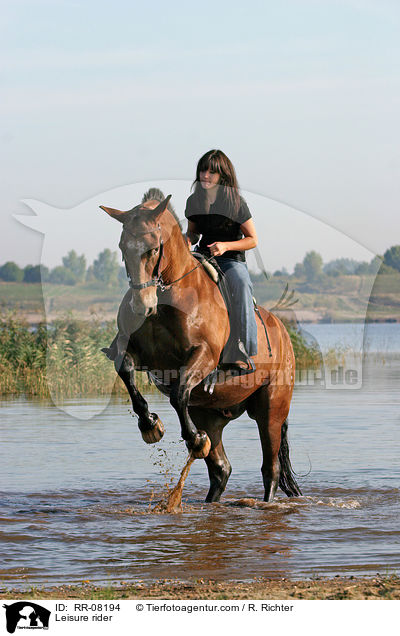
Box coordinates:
[153,247,159,254]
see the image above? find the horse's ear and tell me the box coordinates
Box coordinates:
[100,205,128,223]
[149,195,172,221]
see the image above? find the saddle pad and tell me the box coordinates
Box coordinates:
[192,252,219,283]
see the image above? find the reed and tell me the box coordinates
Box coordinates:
[0,313,150,398]
[0,313,321,397]
[285,322,322,369]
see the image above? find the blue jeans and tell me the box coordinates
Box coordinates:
[215,257,258,359]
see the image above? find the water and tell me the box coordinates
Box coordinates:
[0,324,399,589]
[301,321,400,353]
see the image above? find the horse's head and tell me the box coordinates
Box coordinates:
[100,195,171,317]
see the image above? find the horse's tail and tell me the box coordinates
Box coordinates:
[278,419,302,497]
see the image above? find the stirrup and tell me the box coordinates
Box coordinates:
[237,340,256,372]
[219,340,256,376]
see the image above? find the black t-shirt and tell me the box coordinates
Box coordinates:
[185,191,251,262]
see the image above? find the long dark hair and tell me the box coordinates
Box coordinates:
[192,149,241,214]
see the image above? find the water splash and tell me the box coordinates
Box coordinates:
[153,454,195,514]
[225,494,362,511]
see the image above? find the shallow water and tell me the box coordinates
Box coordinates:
[0,346,399,588]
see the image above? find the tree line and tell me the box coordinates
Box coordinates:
[251,245,400,283]
[1,245,400,286]
[0,250,125,286]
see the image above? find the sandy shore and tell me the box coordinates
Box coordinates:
[0,576,399,600]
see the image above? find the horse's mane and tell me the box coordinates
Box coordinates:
[141,188,179,223]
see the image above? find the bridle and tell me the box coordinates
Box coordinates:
[122,224,165,291]
[122,223,206,292]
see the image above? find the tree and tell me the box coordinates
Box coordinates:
[368,256,382,274]
[23,264,45,283]
[62,250,86,281]
[49,266,77,285]
[0,261,24,282]
[303,251,323,282]
[383,245,400,272]
[92,249,119,285]
[355,262,370,275]
[85,265,95,282]
[378,263,398,275]
[118,265,128,284]
[40,265,50,282]
[294,262,305,278]
[324,258,360,276]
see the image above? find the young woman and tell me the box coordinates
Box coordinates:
[185,149,258,370]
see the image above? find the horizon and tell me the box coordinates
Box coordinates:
[0,242,386,276]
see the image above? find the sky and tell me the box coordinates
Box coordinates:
[1,0,399,273]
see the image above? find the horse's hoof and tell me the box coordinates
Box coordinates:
[140,417,164,444]
[187,431,211,459]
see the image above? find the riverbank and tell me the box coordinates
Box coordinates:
[0,576,399,600]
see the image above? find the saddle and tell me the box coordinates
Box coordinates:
[192,252,219,284]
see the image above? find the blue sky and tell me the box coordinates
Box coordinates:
[1,0,399,271]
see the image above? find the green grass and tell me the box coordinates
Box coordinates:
[0,312,146,398]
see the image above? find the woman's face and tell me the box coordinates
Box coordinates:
[199,168,220,190]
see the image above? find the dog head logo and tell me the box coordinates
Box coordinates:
[3,602,51,633]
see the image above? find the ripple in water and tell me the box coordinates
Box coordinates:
[1,356,399,587]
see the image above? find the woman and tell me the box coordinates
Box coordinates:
[185,149,258,371]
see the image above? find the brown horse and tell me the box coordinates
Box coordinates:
[100,191,301,503]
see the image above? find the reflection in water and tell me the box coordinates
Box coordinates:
[0,354,399,588]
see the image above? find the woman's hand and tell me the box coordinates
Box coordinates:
[207,220,258,257]
[207,242,228,257]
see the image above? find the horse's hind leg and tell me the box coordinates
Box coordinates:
[188,406,232,502]
[248,385,285,502]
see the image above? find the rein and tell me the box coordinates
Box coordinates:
[123,223,209,292]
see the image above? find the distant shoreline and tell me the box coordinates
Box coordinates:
[12,310,400,326]
[1,271,400,325]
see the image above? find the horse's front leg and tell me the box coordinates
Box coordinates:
[107,340,164,444]
[170,346,215,458]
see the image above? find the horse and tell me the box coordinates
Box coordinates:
[100,190,302,503]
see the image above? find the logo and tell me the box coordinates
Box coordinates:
[3,602,51,633]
